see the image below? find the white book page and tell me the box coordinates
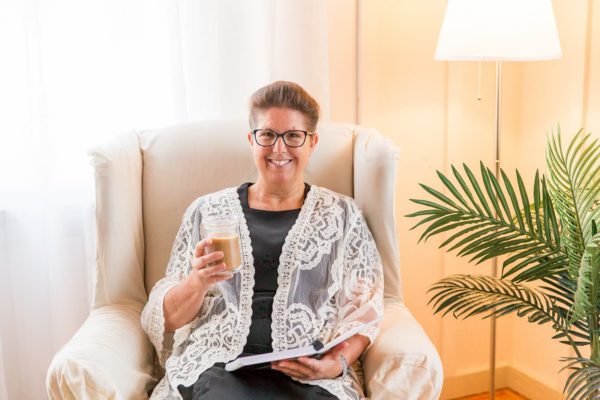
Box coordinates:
[225,317,381,371]
[320,317,381,353]
[226,345,317,369]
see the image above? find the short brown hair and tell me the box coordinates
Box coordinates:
[249,81,320,131]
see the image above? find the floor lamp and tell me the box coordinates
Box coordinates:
[434,0,561,397]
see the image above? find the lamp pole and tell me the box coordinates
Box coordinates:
[490,59,502,400]
[355,0,362,126]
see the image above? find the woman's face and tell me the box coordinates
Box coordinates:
[248,107,318,189]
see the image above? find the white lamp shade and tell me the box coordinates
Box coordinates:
[435,0,562,61]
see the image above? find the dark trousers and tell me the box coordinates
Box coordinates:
[178,363,338,400]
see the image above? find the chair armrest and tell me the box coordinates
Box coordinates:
[88,130,147,309]
[46,304,155,400]
[353,127,402,301]
[363,300,443,400]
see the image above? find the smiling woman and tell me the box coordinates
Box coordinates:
[246,82,320,210]
[141,81,384,399]
[248,114,318,210]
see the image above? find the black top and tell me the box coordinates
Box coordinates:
[238,182,310,354]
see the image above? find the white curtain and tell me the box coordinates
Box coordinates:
[0,1,329,398]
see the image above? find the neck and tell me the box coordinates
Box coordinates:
[249,179,306,211]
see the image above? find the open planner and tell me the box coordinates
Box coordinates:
[224,317,382,372]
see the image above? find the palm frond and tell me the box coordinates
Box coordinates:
[562,357,600,400]
[572,240,600,323]
[540,272,591,347]
[407,163,567,282]
[428,275,565,329]
[547,128,600,279]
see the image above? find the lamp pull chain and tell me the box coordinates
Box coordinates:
[477,61,483,101]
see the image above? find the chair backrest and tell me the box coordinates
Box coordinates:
[89,120,402,310]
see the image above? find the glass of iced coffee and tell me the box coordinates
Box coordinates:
[202,217,242,274]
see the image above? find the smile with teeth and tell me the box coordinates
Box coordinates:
[269,159,292,166]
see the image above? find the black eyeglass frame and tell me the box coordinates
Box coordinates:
[251,129,315,148]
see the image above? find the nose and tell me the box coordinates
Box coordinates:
[272,136,287,153]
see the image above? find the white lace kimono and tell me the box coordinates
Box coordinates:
[141,185,384,400]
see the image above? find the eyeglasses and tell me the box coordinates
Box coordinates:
[252,129,314,148]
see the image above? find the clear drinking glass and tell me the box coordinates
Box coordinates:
[202,217,242,274]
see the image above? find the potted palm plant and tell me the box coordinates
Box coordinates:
[408,128,600,400]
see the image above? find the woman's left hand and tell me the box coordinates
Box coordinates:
[271,342,349,380]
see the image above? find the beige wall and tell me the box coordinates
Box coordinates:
[327,0,599,398]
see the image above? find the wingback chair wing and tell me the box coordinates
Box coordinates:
[46,120,443,399]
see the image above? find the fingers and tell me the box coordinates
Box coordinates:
[187,261,233,291]
[271,358,328,380]
[270,343,350,381]
[187,240,234,292]
[275,347,347,380]
[329,341,349,356]
[272,359,316,380]
[197,262,233,281]
[192,250,225,270]
[199,261,226,274]
[296,357,321,370]
[193,238,212,258]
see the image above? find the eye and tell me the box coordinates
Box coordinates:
[286,131,303,139]
[258,130,276,139]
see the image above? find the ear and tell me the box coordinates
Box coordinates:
[248,131,253,146]
[308,132,319,155]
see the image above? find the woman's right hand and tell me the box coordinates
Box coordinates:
[186,238,233,294]
[164,238,233,332]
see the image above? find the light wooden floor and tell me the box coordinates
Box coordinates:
[454,388,528,400]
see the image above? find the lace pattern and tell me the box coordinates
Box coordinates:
[141,198,202,367]
[141,186,384,400]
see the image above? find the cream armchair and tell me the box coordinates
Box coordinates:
[46,120,443,399]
